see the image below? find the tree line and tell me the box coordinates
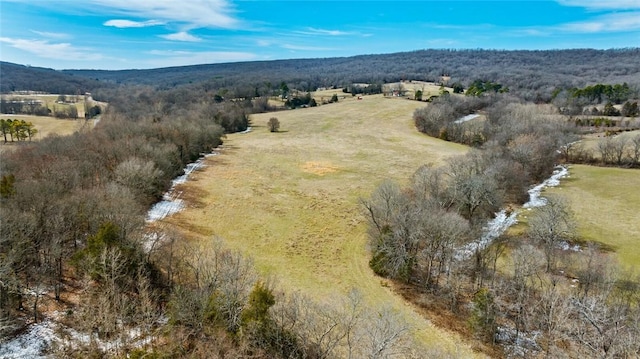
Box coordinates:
[0,119,37,143]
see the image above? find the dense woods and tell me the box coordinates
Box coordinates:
[1,48,640,357]
[4,49,640,102]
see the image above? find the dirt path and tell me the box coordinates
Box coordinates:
[165,95,484,356]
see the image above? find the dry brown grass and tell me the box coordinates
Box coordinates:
[164,95,484,356]
[0,114,84,154]
[2,94,87,117]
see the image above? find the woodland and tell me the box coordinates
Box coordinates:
[1,48,640,358]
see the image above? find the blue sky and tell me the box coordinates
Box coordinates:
[1,0,639,70]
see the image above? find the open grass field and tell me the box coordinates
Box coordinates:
[0,114,84,154]
[390,80,454,98]
[579,129,640,159]
[2,93,87,117]
[164,94,485,356]
[545,164,640,268]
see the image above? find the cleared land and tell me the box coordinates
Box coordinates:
[165,95,483,356]
[546,164,640,267]
[2,94,87,117]
[580,129,640,158]
[0,114,84,153]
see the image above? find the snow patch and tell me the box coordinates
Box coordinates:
[495,326,541,358]
[453,114,480,124]
[0,314,156,358]
[523,166,568,209]
[145,151,218,222]
[455,210,518,260]
[0,320,56,358]
[455,166,570,260]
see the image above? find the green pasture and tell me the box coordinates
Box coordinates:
[165,94,483,356]
[547,164,640,268]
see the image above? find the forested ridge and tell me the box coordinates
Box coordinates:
[3,48,640,100]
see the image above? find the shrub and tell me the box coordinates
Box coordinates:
[268,117,280,132]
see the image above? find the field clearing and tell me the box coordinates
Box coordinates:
[165,95,483,356]
[579,129,640,158]
[2,93,87,117]
[390,80,455,98]
[546,164,640,267]
[0,115,84,153]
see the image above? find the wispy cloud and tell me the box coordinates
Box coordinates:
[146,49,256,67]
[425,38,460,47]
[30,30,71,39]
[256,39,272,47]
[298,27,351,36]
[89,0,239,29]
[160,31,201,42]
[557,12,640,33]
[104,19,164,28]
[281,44,336,51]
[557,0,640,10]
[0,37,102,61]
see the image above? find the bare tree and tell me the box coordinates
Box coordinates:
[527,196,575,272]
[267,117,280,132]
[534,281,572,358]
[629,134,640,165]
[509,244,545,342]
[359,306,411,359]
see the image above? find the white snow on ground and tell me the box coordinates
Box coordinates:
[145,151,218,222]
[455,210,519,260]
[0,320,56,358]
[453,114,480,124]
[0,313,155,358]
[495,326,541,358]
[523,166,569,208]
[239,126,252,134]
[455,166,570,260]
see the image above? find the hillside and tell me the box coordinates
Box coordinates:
[4,49,638,101]
[0,62,107,94]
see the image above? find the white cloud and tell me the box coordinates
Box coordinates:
[0,37,102,61]
[104,19,164,28]
[146,50,256,67]
[557,0,640,10]
[89,0,239,29]
[293,27,359,37]
[425,38,459,46]
[281,44,336,51]
[558,12,640,33]
[160,31,201,42]
[30,30,71,39]
[305,28,350,36]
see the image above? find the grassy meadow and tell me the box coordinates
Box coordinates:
[165,94,484,356]
[546,164,640,268]
[579,129,640,159]
[2,94,87,117]
[0,114,84,153]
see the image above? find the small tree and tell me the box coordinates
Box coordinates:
[268,117,280,132]
[330,94,339,103]
[603,102,620,116]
